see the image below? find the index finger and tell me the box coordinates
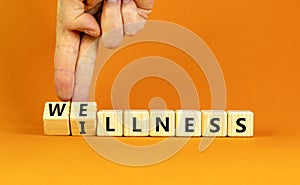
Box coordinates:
[54,2,80,100]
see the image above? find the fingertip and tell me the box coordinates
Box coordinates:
[84,28,101,38]
[121,0,146,36]
[101,28,123,48]
[56,93,72,101]
[54,71,74,101]
[101,36,123,49]
[55,86,73,101]
[72,85,90,102]
[124,20,146,36]
[55,89,72,101]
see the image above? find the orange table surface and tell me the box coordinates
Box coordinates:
[1,125,300,184]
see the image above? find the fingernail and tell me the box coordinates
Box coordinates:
[122,0,131,2]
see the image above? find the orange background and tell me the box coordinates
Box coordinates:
[1,0,300,184]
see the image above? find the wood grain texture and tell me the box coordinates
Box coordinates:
[227,110,254,137]
[97,110,123,136]
[201,110,227,137]
[43,102,70,135]
[70,102,97,136]
[150,110,175,136]
[176,110,201,137]
[124,110,149,136]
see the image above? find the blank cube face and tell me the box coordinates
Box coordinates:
[201,110,227,137]
[176,110,201,137]
[70,102,97,136]
[43,102,70,135]
[124,110,149,136]
[227,110,254,137]
[97,110,123,136]
[150,110,175,136]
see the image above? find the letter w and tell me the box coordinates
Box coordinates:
[49,103,66,116]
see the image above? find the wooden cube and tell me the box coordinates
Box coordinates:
[97,110,123,136]
[124,110,149,136]
[201,110,227,137]
[70,102,97,136]
[150,110,175,136]
[175,110,201,137]
[43,102,70,135]
[227,110,254,137]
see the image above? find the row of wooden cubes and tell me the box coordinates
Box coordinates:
[43,102,254,137]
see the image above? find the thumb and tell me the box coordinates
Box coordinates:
[66,13,101,38]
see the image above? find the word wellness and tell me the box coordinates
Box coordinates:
[43,102,254,137]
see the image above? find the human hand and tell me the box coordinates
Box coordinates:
[54,0,154,101]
